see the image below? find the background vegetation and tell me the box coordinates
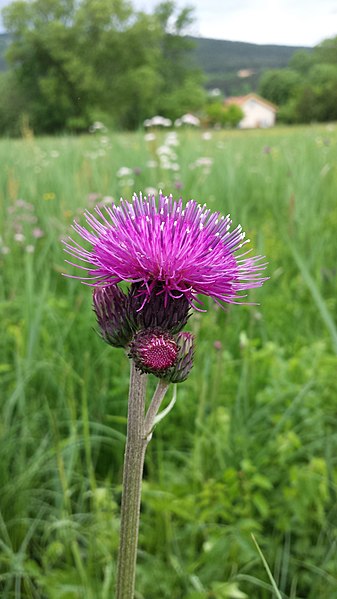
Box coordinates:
[259,40,337,124]
[189,37,310,97]
[1,1,337,597]
[0,0,206,135]
[1,122,337,598]
[0,0,337,134]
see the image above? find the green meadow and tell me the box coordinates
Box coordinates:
[1,123,337,598]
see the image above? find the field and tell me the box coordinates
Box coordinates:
[1,123,337,599]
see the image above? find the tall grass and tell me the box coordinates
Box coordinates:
[1,123,337,598]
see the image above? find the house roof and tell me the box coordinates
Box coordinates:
[224,93,278,112]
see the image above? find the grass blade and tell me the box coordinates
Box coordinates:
[251,534,283,599]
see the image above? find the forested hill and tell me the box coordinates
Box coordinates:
[187,36,312,95]
[189,36,310,73]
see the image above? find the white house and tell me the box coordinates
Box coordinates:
[225,93,277,128]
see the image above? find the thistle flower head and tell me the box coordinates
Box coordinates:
[63,192,267,309]
[128,328,195,381]
[129,329,178,376]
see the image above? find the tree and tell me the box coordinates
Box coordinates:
[2,0,139,132]
[313,35,337,66]
[205,101,243,128]
[288,50,313,76]
[152,1,205,119]
[302,63,337,122]
[1,0,205,133]
[258,68,301,106]
[0,70,27,135]
[259,36,337,124]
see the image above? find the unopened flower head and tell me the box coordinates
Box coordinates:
[93,285,136,348]
[129,328,195,381]
[63,192,267,309]
[168,331,195,383]
[129,329,178,376]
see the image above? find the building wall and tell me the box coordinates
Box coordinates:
[239,98,276,128]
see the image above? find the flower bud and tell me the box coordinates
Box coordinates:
[128,328,178,377]
[93,285,135,348]
[167,331,195,383]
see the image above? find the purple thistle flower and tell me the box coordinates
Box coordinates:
[63,192,267,309]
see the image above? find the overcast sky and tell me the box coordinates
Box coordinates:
[1,0,337,47]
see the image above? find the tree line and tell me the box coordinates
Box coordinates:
[0,0,336,135]
[258,37,337,123]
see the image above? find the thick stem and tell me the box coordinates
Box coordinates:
[116,361,148,599]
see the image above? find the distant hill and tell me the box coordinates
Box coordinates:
[0,31,312,96]
[188,36,312,96]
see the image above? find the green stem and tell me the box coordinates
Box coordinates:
[116,360,148,599]
[144,379,170,439]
